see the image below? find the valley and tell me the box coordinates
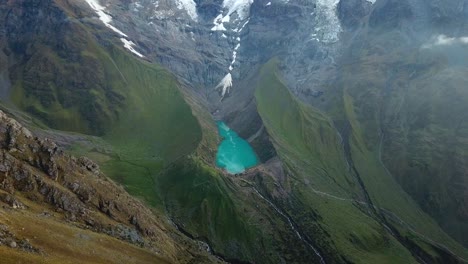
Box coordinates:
[0,0,467,263]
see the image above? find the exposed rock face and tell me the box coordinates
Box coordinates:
[337,0,372,30]
[0,110,221,263]
[0,224,38,253]
[75,0,350,107]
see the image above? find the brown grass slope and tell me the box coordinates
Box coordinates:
[0,110,220,263]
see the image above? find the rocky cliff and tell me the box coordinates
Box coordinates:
[0,109,220,263]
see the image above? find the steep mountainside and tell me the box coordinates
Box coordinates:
[255,59,468,263]
[330,0,468,248]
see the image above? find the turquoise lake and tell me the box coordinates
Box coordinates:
[216,122,259,174]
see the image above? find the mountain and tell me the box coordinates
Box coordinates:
[0,0,467,263]
[0,110,221,263]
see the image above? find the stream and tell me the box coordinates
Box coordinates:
[252,187,326,264]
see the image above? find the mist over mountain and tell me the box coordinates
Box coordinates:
[0,0,467,263]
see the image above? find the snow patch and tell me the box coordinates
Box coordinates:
[175,0,198,21]
[132,2,143,12]
[239,19,250,31]
[216,73,233,97]
[210,0,253,31]
[84,0,145,58]
[212,2,251,98]
[231,50,237,65]
[222,0,254,20]
[84,0,127,37]
[212,14,227,31]
[222,15,231,23]
[121,38,145,57]
[315,0,341,43]
[212,23,227,31]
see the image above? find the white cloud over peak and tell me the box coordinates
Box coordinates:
[423,34,468,48]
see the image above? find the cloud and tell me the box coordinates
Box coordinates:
[422,34,468,48]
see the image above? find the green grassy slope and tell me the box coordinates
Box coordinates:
[66,46,203,208]
[383,64,468,246]
[3,0,202,208]
[333,27,468,249]
[17,43,203,208]
[159,147,343,263]
[254,59,468,263]
[160,158,258,261]
[159,156,328,263]
[97,47,202,207]
[8,13,122,135]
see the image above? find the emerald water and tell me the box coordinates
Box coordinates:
[216,122,259,174]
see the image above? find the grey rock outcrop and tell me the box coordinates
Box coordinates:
[0,110,222,262]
